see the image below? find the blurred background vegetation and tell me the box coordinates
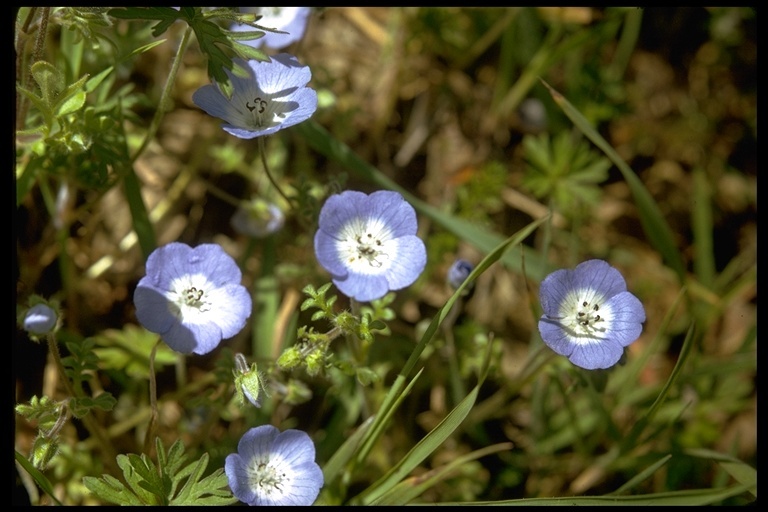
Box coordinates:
[15,7,755,505]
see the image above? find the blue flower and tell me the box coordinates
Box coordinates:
[225,425,323,506]
[447,258,474,291]
[192,55,317,139]
[23,303,58,335]
[314,190,427,302]
[134,243,252,355]
[232,7,311,50]
[538,259,646,370]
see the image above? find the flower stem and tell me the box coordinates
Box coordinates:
[257,136,294,208]
[143,337,162,456]
[131,24,193,163]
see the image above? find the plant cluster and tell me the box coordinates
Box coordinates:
[15,7,756,506]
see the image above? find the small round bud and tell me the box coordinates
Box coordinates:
[447,259,474,291]
[23,304,58,335]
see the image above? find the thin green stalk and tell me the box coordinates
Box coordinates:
[143,338,162,456]
[257,136,293,208]
[130,25,193,163]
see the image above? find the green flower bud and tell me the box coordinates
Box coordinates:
[277,346,302,370]
[233,353,266,407]
[305,349,325,377]
[30,435,59,471]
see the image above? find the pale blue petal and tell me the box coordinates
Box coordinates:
[133,285,176,334]
[572,259,627,297]
[316,191,367,233]
[605,292,646,346]
[187,244,244,285]
[225,454,258,505]
[205,284,252,339]
[384,236,426,290]
[365,190,419,238]
[539,268,570,316]
[167,321,220,355]
[538,317,578,357]
[568,341,624,370]
[314,229,349,278]
[334,273,390,302]
[251,53,312,93]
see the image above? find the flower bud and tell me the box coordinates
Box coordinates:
[447,259,474,292]
[23,303,58,335]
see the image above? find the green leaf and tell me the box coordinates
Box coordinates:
[106,7,183,37]
[358,335,496,505]
[54,73,90,116]
[92,325,176,379]
[428,484,754,505]
[84,473,146,506]
[83,438,236,505]
[30,60,64,109]
[373,442,514,505]
[323,415,375,485]
[15,450,64,506]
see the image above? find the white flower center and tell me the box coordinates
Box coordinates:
[248,455,289,498]
[557,288,613,341]
[167,274,213,322]
[336,217,394,274]
[243,95,288,129]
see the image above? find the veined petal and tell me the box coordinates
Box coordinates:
[314,229,350,277]
[568,340,624,370]
[365,190,419,238]
[604,291,646,346]
[572,259,627,298]
[134,285,176,333]
[226,425,323,506]
[133,242,251,355]
[193,55,317,139]
[314,190,426,302]
[537,259,645,370]
[192,85,252,128]
[334,272,390,302]
[317,191,367,234]
[251,53,312,92]
[205,284,252,339]
[383,235,427,290]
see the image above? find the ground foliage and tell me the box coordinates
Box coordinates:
[15,7,756,506]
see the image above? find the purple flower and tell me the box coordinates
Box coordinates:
[192,55,317,139]
[314,190,427,302]
[134,243,252,355]
[232,7,311,50]
[23,303,58,335]
[225,425,323,506]
[538,259,646,370]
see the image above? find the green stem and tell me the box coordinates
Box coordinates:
[131,25,193,163]
[143,338,162,456]
[257,136,293,208]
